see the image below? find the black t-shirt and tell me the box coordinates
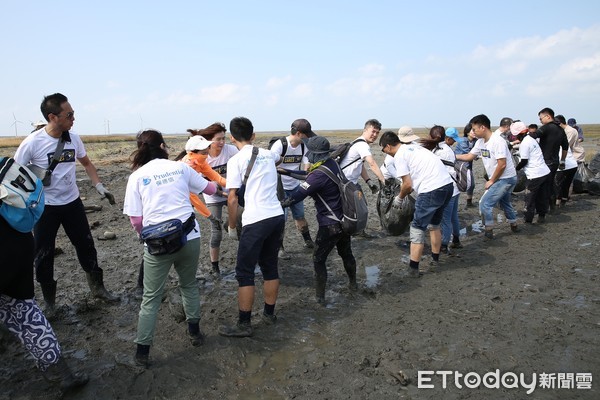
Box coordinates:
[534,122,569,167]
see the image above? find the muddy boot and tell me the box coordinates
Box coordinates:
[40,281,57,318]
[315,275,327,305]
[343,260,358,291]
[43,358,89,394]
[86,270,120,303]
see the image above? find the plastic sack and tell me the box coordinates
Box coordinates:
[376,178,415,236]
[573,163,595,193]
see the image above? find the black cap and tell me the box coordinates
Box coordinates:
[499,117,513,127]
[291,118,316,137]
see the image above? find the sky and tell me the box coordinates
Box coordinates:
[1,0,599,136]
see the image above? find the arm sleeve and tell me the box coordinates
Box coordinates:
[130,216,143,235]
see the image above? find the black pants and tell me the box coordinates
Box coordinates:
[545,163,559,208]
[524,175,550,222]
[313,223,355,282]
[0,217,35,299]
[555,167,577,200]
[33,198,102,284]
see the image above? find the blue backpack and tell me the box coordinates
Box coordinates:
[0,157,45,232]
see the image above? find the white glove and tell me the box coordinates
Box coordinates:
[95,183,116,205]
[228,226,238,240]
[392,196,403,209]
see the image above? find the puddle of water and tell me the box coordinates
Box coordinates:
[471,220,484,233]
[557,294,588,309]
[364,265,380,288]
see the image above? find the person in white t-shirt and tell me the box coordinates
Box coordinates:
[339,119,386,188]
[380,130,454,276]
[270,124,314,251]
[219,117,285,338]
[123,129,218,367]
[555,115,584,207]
[13,93,118,317]
[421,126,463,255]
[457,114,520,239]
[196,123,239,274]
[511,121,551,224]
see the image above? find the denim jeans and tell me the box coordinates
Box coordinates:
[283,187,305,220]
[479,176,518,227]
[411,183,454,231]
[441,194,461,246]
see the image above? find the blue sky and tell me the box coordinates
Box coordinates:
[2,1,599,136]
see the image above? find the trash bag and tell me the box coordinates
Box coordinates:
[589,153,600,174]
[512,154,527,193]
[588,174,600,196]
[376,178,415,236]
[573,163,595,193]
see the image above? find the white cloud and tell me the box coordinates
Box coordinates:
[165,83,250,105]
[266,75,291,89]
[290,83,313,98]
[358,63,385,74]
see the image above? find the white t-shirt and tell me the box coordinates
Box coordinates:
[123,158,209,241]
[470,135,516,179]
[393,144,454,194]
[560,145,578,170]
[14,128,86,205]
[269,137,308,190]
[518,135,550,179]
[380,155,396,180]
[226,145,283,226]
[433,142,460,197]
[339,138,370,184]
[204,144,239,204]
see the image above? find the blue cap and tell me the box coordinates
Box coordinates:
[445,127,463,142]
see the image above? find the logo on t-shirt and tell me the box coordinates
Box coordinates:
[142,177,151,186]
[46,149,76,165]
[213,164,227,175]
[282,155,303,164]
[481,149,491,158]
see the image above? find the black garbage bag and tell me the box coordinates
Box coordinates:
[589,153,600,174]
[587,174,600,196]
[573,163,595,193]
[376,178,415,236]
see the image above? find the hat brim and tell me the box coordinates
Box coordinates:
[399,134,420,143]
[302,130,316,138]
[447,136,464,142]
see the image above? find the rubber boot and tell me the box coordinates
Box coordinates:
[43,358,89,394]
[86,270,119,302]
[343,260,358,291]
[40,281,57,318]
[315,274,326,305]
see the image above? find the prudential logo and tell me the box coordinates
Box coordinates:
[418,370,592,394]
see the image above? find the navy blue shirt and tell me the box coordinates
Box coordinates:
[289,158,343,226]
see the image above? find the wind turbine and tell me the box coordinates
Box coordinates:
[11,113,23,136]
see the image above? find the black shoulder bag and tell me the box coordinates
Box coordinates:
[237,146,259,207]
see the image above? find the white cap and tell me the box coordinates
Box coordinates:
[185,136,212,152]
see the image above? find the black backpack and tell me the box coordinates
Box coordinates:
[315,164,368,236]
[330,138,367,170]
[441,159,472,192]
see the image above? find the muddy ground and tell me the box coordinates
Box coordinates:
[1,135,599,400]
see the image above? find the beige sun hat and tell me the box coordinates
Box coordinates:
[397,126,419,143]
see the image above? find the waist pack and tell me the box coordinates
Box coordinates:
[0,157,45,233]
[141,214,195,256]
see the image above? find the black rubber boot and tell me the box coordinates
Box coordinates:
[40,281,57,317]
[315,274,327,305]
[343,260,358,291]
[43,358,89,394]
[86,270,120,302]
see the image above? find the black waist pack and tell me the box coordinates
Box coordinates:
[141,214,195,256]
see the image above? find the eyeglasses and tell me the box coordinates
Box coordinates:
[381,144,388,153]
[54,111,75,119]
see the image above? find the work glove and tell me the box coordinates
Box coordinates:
[95,183,116,205]
[558,160,566,170]
[228,226,238,240]
[367,179,379,194]
[392,196,403,209]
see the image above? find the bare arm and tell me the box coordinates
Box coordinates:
[78,155,101,186]
[364,154,385,183]
[456,153,477,162]
[398,175,413,199]
[227,189,239,230]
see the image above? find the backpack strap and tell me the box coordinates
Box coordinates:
[45,134,67,177]
[279,137,287,157]
[242,147,259,185]
[315,164,343,223]
[340,138,367,170]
